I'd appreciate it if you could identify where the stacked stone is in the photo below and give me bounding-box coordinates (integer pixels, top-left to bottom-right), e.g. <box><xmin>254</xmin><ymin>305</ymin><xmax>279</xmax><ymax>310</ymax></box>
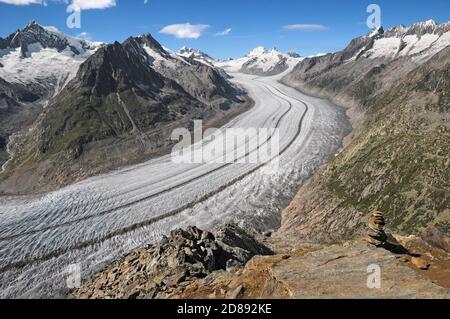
<box><xmin>365</xmin><ymin>211</ymin><xmax>388</xmax><ymax>246</ymax></box>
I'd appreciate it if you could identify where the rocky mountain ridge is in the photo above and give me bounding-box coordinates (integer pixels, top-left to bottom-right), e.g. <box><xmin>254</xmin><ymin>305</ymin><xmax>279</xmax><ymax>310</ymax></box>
<box><xmin>281</xmin><ymin>20</ymin><xmax>450</xmax><ymax>242</ymax></box>
<box><xmin>353</xmin><ymin>20</ymin><xmax>450</xmax><ymax>63</ymax></box>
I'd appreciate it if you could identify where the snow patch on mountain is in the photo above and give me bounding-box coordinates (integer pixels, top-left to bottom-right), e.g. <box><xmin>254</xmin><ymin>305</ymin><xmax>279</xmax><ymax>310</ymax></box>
<box><xmin>42</xmin><ymin>26</ymin><xmax>103</xmax><ymax>55</ymax></box>
<box><xmin>143</xmin><ymin>44</ymin><xmax>179</xmax><ymax>69</ymax></box>
<box><xmin>0</xmin><ymin>23</ymin><xmax>102</xmax><ymax>92</ymax></box>
<box><xmin>360</xmin><ymin>20</ymin><xmax>450</xmax><ymax>63</ymax></box>
<box><xmin>0</xmin><ymin>45</ymin><xmax>97</xmax><ymax>90</ymax></box>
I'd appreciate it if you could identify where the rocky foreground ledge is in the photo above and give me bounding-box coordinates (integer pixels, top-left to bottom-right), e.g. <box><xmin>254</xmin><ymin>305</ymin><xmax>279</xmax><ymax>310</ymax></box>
<box><xmin>71</xmin><ymin>224</ymin><xmax>273</xmax><ymax>299</ymax></box>
<box><xmin>71</xmin><ymin>221</ymin><xmax>450</xmax><ymax>299</ymax></box>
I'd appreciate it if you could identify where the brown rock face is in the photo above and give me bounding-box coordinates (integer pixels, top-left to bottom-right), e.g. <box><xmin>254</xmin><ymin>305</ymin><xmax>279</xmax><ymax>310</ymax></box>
<box><xmin>167</xmin><ymin>242</ymin><xmax>450</xmax><ymax>299</ymax></box>
<box><xmin>394</xmin><ymin>232</ymin><xmax>450</xmax><ymax>287</ymax></box>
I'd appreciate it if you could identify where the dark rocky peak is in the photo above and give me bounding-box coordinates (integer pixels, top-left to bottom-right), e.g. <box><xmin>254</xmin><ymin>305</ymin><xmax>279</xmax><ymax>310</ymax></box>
<box><xmin>124</xmin><ymin>33</ymin><xmax>169</xmax><ymax>57</ymax></box>
<box><xmin>338</xmin><ymin>27</ymin><xmax>383</xmax><ymax>60</ymax></box>
<box><xmin>73</xmin><ymin>41</ymin><xmax>166</xmax><ymax>96</ymax></box>
<box><xmin>368</xmin><ymin>26</ymin><xmax>385</xmax><ymax>37</ymax></box>
<box><xmin>27</xmin><ymin>20</ymin><xmax>38</xmax><ymax>27</ymax></box>
<box><xmin>121</xmin><ymin>36</ymin><xmax>149</xmax><ymax>64</ymax></box>
<box><xmin>122</xmin><ymin>34</ymin><xmax>173</xmax><ymax>67</ymax></box>
<box><xmin>140</xmin><ymin>33</ymin><xmax>168</xmax><ymax>56</ymax></box>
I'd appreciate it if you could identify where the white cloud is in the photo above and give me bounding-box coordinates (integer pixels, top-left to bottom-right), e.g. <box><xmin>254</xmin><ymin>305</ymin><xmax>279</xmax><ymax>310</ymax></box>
<box><xmin>70</xmin><ymin>0</ymin><xmax>116</xmax><ymax>10</ymax></box>
<box><xmin>159</xmin><ymin>23</ymin><xmax>210</xmax><ymax>39</ymax></box>
<box><xmin>283</xmin><ymin>24</ymin><xmax>328</xmax><ymax>31</ymax></box>
<box><xmin>215</xmin><ymin>28</ymin><xmax>232</xmax><ymax>37</ymax></box>
<box><xmin>0</xmin><ymin>0</ymin><xmax>42</xmax><ymax>5</ymax></box>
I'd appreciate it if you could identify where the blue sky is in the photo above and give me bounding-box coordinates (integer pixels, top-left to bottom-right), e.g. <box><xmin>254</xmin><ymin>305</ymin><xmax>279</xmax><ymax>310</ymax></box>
<box><xmin>0</xmin><ymin>0</ymin><xmax>449</xmax><ymax>59</ymax></box>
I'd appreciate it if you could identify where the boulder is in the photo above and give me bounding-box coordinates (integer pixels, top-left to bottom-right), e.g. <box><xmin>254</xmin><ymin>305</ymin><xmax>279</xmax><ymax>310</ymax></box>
<box><xmin>411</xmin><ymin>257</ymin><xmax>430</xmax><ymax>270</ymax></box>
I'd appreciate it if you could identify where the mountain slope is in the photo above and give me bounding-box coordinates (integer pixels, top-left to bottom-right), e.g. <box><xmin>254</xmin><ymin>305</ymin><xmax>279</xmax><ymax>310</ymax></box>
<box><xmin>123</xmin><ymin>34</ymin><xmax>242</xmax><ymax>108</ymax></box>
<box><xmin>280</xmin><ymin>21</ymin><xmax>450</xmax><ymax>242</ymax></box>
<box><xmin>0</xmin><ymin>22</ymin><xmax>102</xmax><ymax>172</ymax></box>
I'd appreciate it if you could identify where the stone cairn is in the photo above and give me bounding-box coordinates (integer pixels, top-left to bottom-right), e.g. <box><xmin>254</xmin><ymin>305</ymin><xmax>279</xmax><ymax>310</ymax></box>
<box><xmin>365</xmin><ymin>211</ymin><xmax>388</xmax><ymax>246</ymax></box>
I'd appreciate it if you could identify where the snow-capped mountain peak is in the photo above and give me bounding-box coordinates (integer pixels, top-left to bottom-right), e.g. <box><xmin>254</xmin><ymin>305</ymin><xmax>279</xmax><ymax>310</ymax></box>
<box><xmin>178</xmin><ymin>46</ymin><xmax>215</xmax><ymax>65</ymax></box>
<box><xmin>179</xmin><ymin>46</ymin><xmax>196</xmax><ymax>55</ymax></box>
<box><xmin>245</xmin><ymin>46</ymin><xmax>283</xmax><ymax>57</ymax></box>
<box><xmin>123</xmin><ymin>34</ymin><xmax>179</xmax><ymax>70</ymax></box>
<box><xmin>216</xmin><ymin>47</ymin><xmax>302</xmax><ymax>76</ymax></box>
<box><xmin>179</xmin><ymin>47</ymin><xmax>215</xmax><ymax>66</ymax></box>
<box><xmin>136</xmin><ymin>33</ymin><xmax>168</xmax><ymax>57</ymax></box>
<box><xmin>367</xmin><ymin>26</ymin><xmax>384</xmax><ymax>38</ymax></box>
<box><xmin>418</xmin><ymin>19</ymin><xmax>437</xmax><ymax>28</ymax></box>
<box><xmin>123</xmin><ymin>35</ymin><xmax>230</xmax><ymax>74</ymax></box>
<box><xmin>0</xmin><ymin>21</ymin><xmax>102</xmax><ymax>93</ymax></box>
<box><xmin>246</xmin><ymin>46</ymin><xmax>269</xmax><ymax>57</ymax></box>
<box><xmin>0</xmin><ymin>21</ymin><xmax>101</xmax><ymax>58</ymax></box>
